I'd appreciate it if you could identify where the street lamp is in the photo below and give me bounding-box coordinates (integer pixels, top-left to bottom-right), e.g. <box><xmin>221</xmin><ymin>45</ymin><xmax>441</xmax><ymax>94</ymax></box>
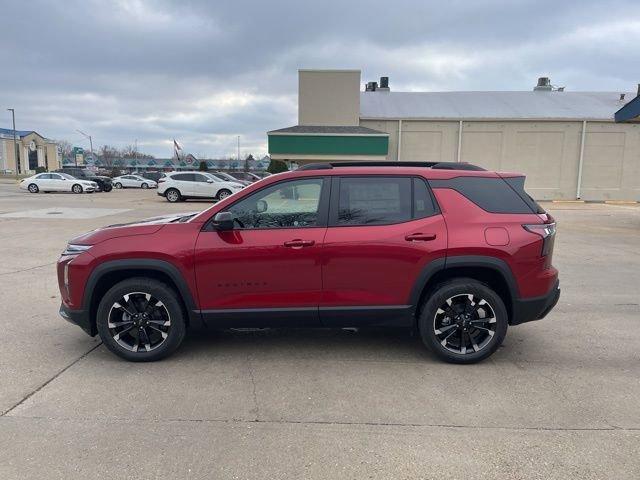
<box><xmin>7</xmin><ymin>109</ymin><xmax>18</xmax><ymax>179</ymax></box>
<box><xmin>76</xmin><ymin>129</ymin><xmax>93</xmax><ymax>166</ymax></box>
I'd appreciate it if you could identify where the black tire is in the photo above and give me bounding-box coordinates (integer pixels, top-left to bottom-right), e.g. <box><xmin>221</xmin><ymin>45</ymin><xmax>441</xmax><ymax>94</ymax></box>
<box><xmin>103</xmin><ymin>184</ymin><xmax>113</xmax><ymax>192</ymax></box>
<box><xmin>216</xmin><ymin>189</ymin><xmax>232</xmax><ymax>201</ymax></box>
<box><xmin>96</xmin><ymin>277</ymin><xmax>187</xmax><ymax>362</ymax></box>
<box><xmin>72</xmin><ymin>184</ymin><xmax>83</xmax><ymax>194</ymax></box>
<box><xmin>115</xmin><ymin>182</ymin><xmax>123</xmax><ymax>189</ymax></box>
<box><xmin>28</xmin><ymin>183</ymin><xmax>39</xmax><ymax>193</ymax></box>
<box><xmin>141</xmin><ymin>182</ymin><xmax>148</xmax><ymax>189</ymax></box>
<box><xmin>165</xmin><ymin>188</ymin><xmax>181</xmax><ymax>203</ymax></box>
<box><xmin>418</xmin><ymin>278</ymin><xmax>508</xmax><ymax>364</ymax></box>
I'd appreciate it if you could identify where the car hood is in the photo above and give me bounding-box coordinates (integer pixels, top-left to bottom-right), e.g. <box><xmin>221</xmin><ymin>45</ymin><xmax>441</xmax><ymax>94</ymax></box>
<box><xmin>69</xmin><ymin>212</ymin><xmax>199</xmax><ymax>245</ymax></box>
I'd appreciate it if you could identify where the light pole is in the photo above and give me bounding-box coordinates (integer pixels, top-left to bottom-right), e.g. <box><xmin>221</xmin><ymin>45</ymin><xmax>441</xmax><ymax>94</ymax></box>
<box><xmin>7</xmin><ymin>109</ymin><xmax>18</xmax><ymax>179</ymax></box>
<box><xmin>76</xmin><ymin>129</ymin><xmax>93</xmax><ymax>166</ymax></box>
<box><xmin>237</xmin><ymin>135</ymin><xmax>240</xmax><ymax>170</ymax></box>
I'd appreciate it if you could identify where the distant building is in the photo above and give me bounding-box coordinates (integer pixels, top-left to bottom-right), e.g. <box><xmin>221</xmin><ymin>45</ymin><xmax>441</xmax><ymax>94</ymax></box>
<box><xmin>0</xmin><ymin>128</ymin><xmax>60</xmax><ymax>173</ymax></box>
<box><xmin>268</xmin><ymin>70</ymin><xmax>640</xmax><ymax>201</ymax></box>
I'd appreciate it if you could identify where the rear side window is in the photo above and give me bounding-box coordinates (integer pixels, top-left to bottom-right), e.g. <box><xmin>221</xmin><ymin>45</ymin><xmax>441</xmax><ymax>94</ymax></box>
<box><xmin>413</xmin><ymin>178</ymin><xmax>438</xmax><ymax>218</ymax></box>
<box><xmin>336</xmin><ymin>177</ymin><xmax>412</xmax><ymax>225</ymax></box>
<box><xmin>172</xmin><ymin>173</ymin><xmax>195</xmax><ymax>182</ymax></box>
<box><xmin>429</xmin><ymin>177</ymin><xmax>535</xmax><ymax>214</ymax></box>
<box><xmin>502</xmin><ymin>176</ymin><xmax>545</xmax><ymax>214</ymax></box>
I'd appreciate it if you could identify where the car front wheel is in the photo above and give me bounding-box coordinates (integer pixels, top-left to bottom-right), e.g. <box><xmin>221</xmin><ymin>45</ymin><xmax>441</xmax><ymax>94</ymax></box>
<box><xmin>96</xmin><ymin>277</ymin><xmax>186</xmax><ymax>362</ymax></box>
<box><xmin>115</xmin><ymin>182</ymin><xmax>123</xmax><ymax>189</ymax></box>
<box><xmin>141</xmin><ymin>183</ymin><xmax>148</xmax><ymax>189</ymax></box>
<box><xmin>165</xmin><ymin>188</ymin><xmax>181</xmax><ymax>203</ymax></box>
<box><xmin>418</xmin><ymin>278</ymin><xmax>508</xmax><ymax>364</ymax></box>
<box><xmin>72</xmin><ymin>184</ymin><xmax>83</xmax><ymax>194</ymax></box>
<box><xmin>28</xmin><ymin>183</ymin><xmax>39</xmax><ymax>193</ymax></box>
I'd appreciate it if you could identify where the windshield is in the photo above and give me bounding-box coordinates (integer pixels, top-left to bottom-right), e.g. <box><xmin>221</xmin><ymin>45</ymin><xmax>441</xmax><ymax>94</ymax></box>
<box><xmin>203</xmin><ymin>173</ymin><xmax>222</xmax><ymax>182</ymax></box>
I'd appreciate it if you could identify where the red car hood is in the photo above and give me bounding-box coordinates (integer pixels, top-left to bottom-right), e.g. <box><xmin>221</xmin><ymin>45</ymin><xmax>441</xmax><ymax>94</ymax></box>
<box><xmin>69</xmin><ymin>212</ymin><xmax>198</xmax><ymax>245</ymax></box>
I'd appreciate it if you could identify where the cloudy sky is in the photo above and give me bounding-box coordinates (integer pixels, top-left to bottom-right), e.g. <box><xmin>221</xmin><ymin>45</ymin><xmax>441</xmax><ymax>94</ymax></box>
<box><xmin>1</xmin><ymin>0</ymin><xmax>638</xmax><ymax>158</ymax></box>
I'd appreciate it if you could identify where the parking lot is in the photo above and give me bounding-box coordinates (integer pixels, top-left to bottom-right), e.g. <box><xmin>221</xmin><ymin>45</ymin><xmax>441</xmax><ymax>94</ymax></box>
<box><xmin>0</xmin><ymin>179</ymin><xmax>639</xmax><ymax>479</ymax></box>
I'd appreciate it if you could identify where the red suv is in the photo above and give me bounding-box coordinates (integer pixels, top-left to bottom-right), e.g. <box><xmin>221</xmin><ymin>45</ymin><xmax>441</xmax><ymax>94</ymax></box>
<box><xmin>57</xmin><ymin>162</ymin><xmax>559</xmax><ymax>364</ymax></box>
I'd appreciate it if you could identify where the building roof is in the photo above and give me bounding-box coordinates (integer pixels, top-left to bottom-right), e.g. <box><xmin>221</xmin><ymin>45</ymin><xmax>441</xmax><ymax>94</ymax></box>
<box><xmin>360</xmin><ymin>91</ymin><xmax>637</xmax><ymax>121</ymax></box>
<box><xmin>0</xmin><ymin>128</ymin><xmax>38</xmax><ymax>138</ymax></box>
<box><xmin>268</xmin><ymin>125</ymin><xmax>388</xmax><ymax>136</ymax></box>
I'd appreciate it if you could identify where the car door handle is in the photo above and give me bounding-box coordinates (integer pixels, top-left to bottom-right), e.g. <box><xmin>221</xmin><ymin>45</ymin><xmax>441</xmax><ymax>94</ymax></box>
<box><xmin>284</xmin><ymin>239</ymin><xmax>316</xmax><ymax>248</ymax></box>
<box><xmin>405</xmin><ymin>233</ymin><xmax>437</xmax><ymax>242</ymax></box>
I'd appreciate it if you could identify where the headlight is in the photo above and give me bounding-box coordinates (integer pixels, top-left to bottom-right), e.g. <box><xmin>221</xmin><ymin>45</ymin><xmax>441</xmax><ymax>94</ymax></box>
<box><xmin>62</xmin><ymin>244</ymin><xmax>92</xmax><ymax>256</ymax></box>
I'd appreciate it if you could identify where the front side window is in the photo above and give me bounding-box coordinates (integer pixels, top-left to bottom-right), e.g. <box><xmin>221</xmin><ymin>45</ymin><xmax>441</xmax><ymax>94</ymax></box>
<box><xmin>228</xmin><ymin>178</ymin><xmax>324</xmax><ymax>229</ymax></box>
<box><xmin>337</xmin><ymin>177</ymin><xmax>412</xmax><ymax>225</ymax></box>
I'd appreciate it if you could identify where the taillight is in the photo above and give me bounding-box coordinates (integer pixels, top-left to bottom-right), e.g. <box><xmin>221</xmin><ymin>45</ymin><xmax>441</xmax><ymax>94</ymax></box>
<box><xmin>523</xmin><ymin>222</ymin><xmax>556</xmax><ymax>257</ymax></box>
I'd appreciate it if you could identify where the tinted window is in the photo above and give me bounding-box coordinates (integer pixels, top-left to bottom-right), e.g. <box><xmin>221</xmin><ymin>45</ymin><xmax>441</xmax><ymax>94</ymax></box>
<box><xmin>413</xmin><ymin>178</ymin><xmax>438</xmax><ymax>218</ymax></box>
<box><xmin>193</xmin><ymin>174</ymin><xmax>209</xmax><ymax>182</ymax></box>
<box><xmin>429</xmin><ymin>177</ymin><xmax>535</xmax><ymax>214</ymax></box>
<box><xmin>50</xmin><ymin>174</ymin><xmax>63</xmax><ymax>180</ymax></box>
<box><xmin>337</xmin><ymin>177</ymin><xmax>412</xmax><ymax>225</ymax></box>
<box><xmin>228</xmin><ymin>178</ymin><xmax>323</xmax><ymax>229</ymax></box>
<box><xmin>171</xmin><ymin>173</ymin><xmax>195</xmax><ymax>182</ymax></box>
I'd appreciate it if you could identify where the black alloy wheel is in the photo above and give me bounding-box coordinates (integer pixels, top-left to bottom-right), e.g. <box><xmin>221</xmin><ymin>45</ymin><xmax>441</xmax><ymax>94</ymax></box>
<box><xmin>418</xmin><ymin>278</ymin><xmax>508</xmax><ymax>364</ymax></box>
<box><xmin>96</xmin><ymin>278</ymin><xmax>186</xmax><ymax>361</ymax></box>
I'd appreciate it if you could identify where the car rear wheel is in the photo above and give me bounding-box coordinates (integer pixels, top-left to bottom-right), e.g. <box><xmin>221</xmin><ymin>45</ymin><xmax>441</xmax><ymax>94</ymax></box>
<box><xmin>115</xmin><ymin>182</ymin><xmax>123</xmax><ymax>189</ymax></box>
<box><xmin>103</xmin><ymin>184</ymin><xmax>113</xmax><ymax>192</ymax></box>
<box><xmin>165</xmin><ymin>188</ymin><xmax>181</xmax><ymax>203</ymax></box>
<box><xmin>216</xmin><ymin>189</ymin><xmax>232</xmax><ymax>200</ymax></box>
<box><xmin>141</xmin><ymin>182</ymin><xmax>148</xmax><ymax>189</ymax></box>
<box><xmin>418</xmin><ymin>278</ymin><xmax>508</xmax><ymax>364</ymax></box>
<box><xmin>96</xmin><ymin>278</ymin><xmax>186</xmax><ymax>362</ymax></box>
<box><xmin>27</xmin><ymin>183</ymin><xmax>39</xmax><ymax>193</ymax></box>
<box><xmin>72</xmin><ymin>184</ymin><xmax>83</xmax><ymax>194</ymax></box>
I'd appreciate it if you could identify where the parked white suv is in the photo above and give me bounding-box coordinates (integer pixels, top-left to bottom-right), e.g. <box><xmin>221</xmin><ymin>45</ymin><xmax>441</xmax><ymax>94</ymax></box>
<box><xmin>157</xmin><ymin>171</ymin><xmax>245</xmax><ymax>202</ymax></box>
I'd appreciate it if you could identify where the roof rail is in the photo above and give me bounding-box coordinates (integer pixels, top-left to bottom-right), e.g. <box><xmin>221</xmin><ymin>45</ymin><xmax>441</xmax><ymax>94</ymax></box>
<box><xmin>297</xmin><ymin>161</ymin><xmax>485</xmax><ymax>171</ymax></box>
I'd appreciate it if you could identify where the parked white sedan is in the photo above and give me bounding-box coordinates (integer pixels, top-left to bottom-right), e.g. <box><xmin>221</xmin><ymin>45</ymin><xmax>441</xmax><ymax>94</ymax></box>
<box><xmin>20</xmin><ymin>172</ymin><xmax>98</xmax><ymax>194</ymax></box>
<box><xmin>112</xmin><ymin>175</ymin><xmax>157</xmax><ymax>189</ymax></box>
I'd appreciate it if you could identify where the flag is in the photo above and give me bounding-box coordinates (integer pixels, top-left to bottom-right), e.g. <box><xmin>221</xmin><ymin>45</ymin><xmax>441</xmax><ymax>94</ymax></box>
<box><xmin>173</xmin><ymin>139</ymin><xmax>182</xmax><ymax>159</ymax></box>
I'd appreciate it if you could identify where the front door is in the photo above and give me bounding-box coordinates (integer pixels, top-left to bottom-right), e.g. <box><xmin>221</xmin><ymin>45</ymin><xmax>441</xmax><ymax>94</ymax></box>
<box><xmin>192</xmin><ymin>173</ymin><xmax>216</xmax><ymax>198</ymax></box>
<box><xmin>194</xmin><ymin>177</ymin><xmax>329</xmax><ymax>327</ymax></box>
<box><xmin>320</xmin><ymin>175</ymin><xmax>448</xmax><ymax>327</ymax></box>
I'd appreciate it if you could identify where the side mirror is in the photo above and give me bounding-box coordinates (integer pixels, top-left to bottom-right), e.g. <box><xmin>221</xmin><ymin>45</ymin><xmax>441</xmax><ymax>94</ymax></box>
<box><xmin>256</xmin><ymin>200</ymin><xmax>268</xmax><ymax>213</ymax></box>
<box><xmin>212</xmin><ymin>211</ymin><xmax>234</xmax><ymax>231</ymax></box>
<box><xmin>206</xmin><ymin>179</ymin><xmax>214</xmax><ymax>183</ymax></box>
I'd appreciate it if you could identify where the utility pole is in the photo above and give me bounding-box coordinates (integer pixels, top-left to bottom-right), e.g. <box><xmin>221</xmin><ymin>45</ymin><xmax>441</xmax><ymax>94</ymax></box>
<box><xmin>76</xmin><ymin>129</ymin><xmax>93</xmax><ymax>166</ymax></box>
<box><xmin>7</xmin><ymin>109</ymin><xmax>18</xmax><ymax>179</ymax></box>
<box><xmin>237</xmin><ymin>136</ymin><xmax>240</xmax><ymax>166</ymax></box>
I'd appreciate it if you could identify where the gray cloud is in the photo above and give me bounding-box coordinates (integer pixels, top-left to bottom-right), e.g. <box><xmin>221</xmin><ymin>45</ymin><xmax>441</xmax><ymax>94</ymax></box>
<box><xmin>1</xmin><ymin>0</ymin><xmax>638</xmax><ymax>157</ymax></box>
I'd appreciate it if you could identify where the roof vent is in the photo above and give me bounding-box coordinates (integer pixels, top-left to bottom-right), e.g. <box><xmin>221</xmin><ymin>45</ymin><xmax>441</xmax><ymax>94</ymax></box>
<box><xmin>378</xmin><ymin>76</ymin><xmax>390</xmax><ymax>91</ymax></box>
<box><xmin>534</xmin><ymin>77</ymin><xmax>552</xmax><ymax>91</ymax></box>
<box><xmin>620</xmin><ymin>93</ymin><xmax>626</xmax><ymax>101</ymax></box>
<box><xmin>365</xmin><ymin>81</ymin><xmax>378</xmax><ymax>92</ymax></box>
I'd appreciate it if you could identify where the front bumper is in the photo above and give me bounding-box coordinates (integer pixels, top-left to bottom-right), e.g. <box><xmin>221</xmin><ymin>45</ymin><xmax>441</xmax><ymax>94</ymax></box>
<box><xmin>511</xmin><ymin>280</ymin><xmax>560</xmax><ymax>325</ymax></box>
<box><xmin>59</xmin><ymin>303</ymin><xmax>96</xmax><ymax>336</ymax></box>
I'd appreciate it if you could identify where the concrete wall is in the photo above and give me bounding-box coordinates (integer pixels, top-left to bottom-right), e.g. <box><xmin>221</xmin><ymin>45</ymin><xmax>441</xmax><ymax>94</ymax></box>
<box><xmin>361</xmin><ymin>119</ymin><xmax>640</xmax><ymax>201</ymax></box>
<box><xmin>299</xmin><ymin>70</ymin><xmax>360</xmax><ymax>126</ymax></box>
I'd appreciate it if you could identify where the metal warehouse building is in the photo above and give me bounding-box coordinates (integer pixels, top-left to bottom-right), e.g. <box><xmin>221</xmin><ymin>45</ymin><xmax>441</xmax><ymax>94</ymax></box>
<box><xmin>268</xmin><ymin>70</ymin><xmax>640</xmax><ymax>201</ymax></box>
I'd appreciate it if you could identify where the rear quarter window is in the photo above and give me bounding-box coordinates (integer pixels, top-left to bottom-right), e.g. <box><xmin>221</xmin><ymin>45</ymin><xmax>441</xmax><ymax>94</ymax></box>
<box><xmin>429</xmin><ymin>177</ymin><xmax>535</xmax><ymax>214</ymax></box>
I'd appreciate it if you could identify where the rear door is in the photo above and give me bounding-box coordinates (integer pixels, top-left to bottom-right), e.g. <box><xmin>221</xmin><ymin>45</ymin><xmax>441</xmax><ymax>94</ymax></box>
<box><xmin>171</xmin><ymin>173</ymin><xmax>196</xmax><ymax>196</ymax></box>
<box><xmin>320</xmin><ymin>175</ymin><xmax>448</xmax><ymax>327</ymax></box>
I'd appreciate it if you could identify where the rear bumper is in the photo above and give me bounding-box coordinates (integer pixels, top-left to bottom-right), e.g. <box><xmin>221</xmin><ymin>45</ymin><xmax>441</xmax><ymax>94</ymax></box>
<box><xmin>59</xmin><ymin>303</ymin><xmax>96</xmax><ymax>336</ymax></box>
<box><xmin>511</xmin><ymin>280</ymin><xmax>560</xmax><ymax>325</ymax></box>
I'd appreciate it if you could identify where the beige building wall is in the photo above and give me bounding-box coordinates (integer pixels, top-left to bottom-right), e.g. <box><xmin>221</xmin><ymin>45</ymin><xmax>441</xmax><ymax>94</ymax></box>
<box><xmin>0</xmin><ymin>134</ymin><xmax>60</xmax><ymax>174</ymax></box>
<box><xmin>362</xmin><ymin>119</ymin><xmax>640</xmax><ymax>201</ymax></box>
<box><xmin>298</xmin><ymin>70</ymin><xmax>360</xmax><ymax>126</ymax></box>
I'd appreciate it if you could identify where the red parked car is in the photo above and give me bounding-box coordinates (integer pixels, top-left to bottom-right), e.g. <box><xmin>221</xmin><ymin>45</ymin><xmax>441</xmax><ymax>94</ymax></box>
<box><xmin>57</xmin><ymin>162</ymin><xmax>559</xmax><ymax>363</ymax></box>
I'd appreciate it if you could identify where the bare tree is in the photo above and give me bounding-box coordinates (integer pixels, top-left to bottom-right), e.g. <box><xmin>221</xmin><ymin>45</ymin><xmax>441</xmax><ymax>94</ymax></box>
<box><xmin>54</xmin><ymin>139</ymin><xmax>73</xmax><ymax>158</ymax></box>
<box><xmin>98</xmin><ymin>145</ymin><xmax>120</xmax><ymax>169</ymax></box>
